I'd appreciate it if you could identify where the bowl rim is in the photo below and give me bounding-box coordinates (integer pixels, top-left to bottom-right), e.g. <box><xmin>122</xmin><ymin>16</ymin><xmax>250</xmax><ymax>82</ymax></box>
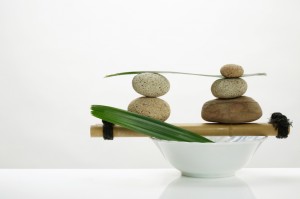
<box><xmin>152</xmin><ymin>136</ymin><xmax>267</xmax><ymax>145</ymax></box>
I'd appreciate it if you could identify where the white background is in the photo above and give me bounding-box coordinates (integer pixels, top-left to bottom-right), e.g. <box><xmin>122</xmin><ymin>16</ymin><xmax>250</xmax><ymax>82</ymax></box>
<box><xmin>0</xmin><ymin>0</ymin><xmax>299</xmax><ymax>168</ymax></box>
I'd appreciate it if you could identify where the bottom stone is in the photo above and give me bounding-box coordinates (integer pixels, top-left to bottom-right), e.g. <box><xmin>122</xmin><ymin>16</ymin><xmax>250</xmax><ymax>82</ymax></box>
<box><xmin>128</xmin><ymin>97</ymin><xmax>171</xmax><ymax>122</ymax></box>
<box><xmin>201</xmin><ymin>96</ymin><xmax>262</xmax><ymax>123</ymax></box>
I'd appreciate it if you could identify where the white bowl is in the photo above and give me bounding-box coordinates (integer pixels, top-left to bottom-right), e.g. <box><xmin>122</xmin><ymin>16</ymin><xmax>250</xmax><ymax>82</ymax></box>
<box><xmin>153</xmin><ymin>136</ymin><xmax>266</xmax><ymax>178</ymax></box>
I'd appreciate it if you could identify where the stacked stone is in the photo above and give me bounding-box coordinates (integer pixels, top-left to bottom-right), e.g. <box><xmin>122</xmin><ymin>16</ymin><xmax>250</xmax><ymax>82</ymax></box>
<box><xmin>127</xmin><ymin>73</ymin><xmax>171</xmax><ymax>121</ymax></box>
<box><xmin>201</xmin><ymin>64</ymin><xmax>262</xmax><ymax>123</ymax></box>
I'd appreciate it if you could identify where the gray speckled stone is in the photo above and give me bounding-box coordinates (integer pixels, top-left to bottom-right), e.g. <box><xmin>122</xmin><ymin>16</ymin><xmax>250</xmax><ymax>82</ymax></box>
<box><xmin>220</xmin><ymin>64</ymin><xmax>244</xmax><ymax>78</ymax></box>
<box><xmin>127</xmin><ymin>97</ymin><xmax>170</xmax><ymax>121</ymax></box>
<box><xmin>211</xmin><ymin>78</ymin><xmax>247</xmax><ymax>99</ymax></box>
<box><xmin>132</xmin><ymin>73</ymin><xmax>170</xmax><ymax>97</ymax></box>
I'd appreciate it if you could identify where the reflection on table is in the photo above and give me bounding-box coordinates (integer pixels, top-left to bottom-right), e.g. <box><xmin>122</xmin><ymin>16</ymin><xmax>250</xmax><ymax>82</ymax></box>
<box><xmin>160</xmin><ymin>176</ymin><xmax>255</xmax><ymax>199</ymax></box>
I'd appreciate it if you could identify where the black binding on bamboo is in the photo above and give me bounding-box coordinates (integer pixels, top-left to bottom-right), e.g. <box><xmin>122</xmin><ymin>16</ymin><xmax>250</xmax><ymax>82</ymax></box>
<box><xmin>269</xmin><ymin>113</ymin><xmax>292</xmax><ymax>139</ymax></box>
<box><xmin>102</xmin><ymin>120</ymin><xmax>114</xmax><ymax>140</ymax></box>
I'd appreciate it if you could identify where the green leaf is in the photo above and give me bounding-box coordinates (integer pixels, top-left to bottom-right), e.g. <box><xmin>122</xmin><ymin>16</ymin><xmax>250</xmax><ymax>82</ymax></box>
<box><xmin>105</xmin><ymin>71</ymin><xmax>267</xmax><ymax>78</ymax></box>
<box><xmin>91</xmin><ymin>105</ymin><xmax>213</xmax><ymax>143</ymax></box>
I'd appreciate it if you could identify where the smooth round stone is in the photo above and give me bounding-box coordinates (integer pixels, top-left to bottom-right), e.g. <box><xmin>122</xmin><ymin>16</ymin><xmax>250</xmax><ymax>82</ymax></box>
<box><xmin>201</xmin><ymin>96</ymin><xmax>262</xmax><ymax>123</ymax></box>
<box><xmin>132</xmin><ymin>73</ymin><xmax>170</xmax><ymax>97</ymax></box>
<box><xmin>220</xmin><ymin>64</ymin><xmax>244</xmax><ymax>78</ymax></box>
<box><xmin>211</xmin><ymin>78</ymin><xmax>247</xmax><ymax>99</ymax></box>
<box><xmin>128</xmin><ymin>97</ymin><xmax>171</xmax><ymax>121</ymax></box>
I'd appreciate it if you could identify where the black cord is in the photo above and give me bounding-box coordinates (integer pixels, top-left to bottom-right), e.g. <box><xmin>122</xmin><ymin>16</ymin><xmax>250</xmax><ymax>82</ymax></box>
<box><xmin>269</xmin><ymin>113</ymin><xmax>292</xmax><ymax>139</ymax></box>
<box><xmin>102</xmin><ymin>120</ymin><xmax>114</xmax><ymax>140</ymax></box>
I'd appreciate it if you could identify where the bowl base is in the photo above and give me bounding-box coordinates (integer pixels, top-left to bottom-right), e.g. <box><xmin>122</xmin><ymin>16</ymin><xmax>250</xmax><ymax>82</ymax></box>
<box><xmin>182</xmin><ymin>171</ymin><xmax>235</xmax><ymax>178</ymax></box>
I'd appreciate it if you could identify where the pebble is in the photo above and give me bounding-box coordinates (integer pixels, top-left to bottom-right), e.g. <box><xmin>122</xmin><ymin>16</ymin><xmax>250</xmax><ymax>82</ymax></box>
<box><xmin>211</xmin><ymin>78</ymin><xmax>247</xmax><ymax>99</ymax></box>
<box><xmin>128</xmin><ymin>97</ymin><xmax>171</xmax><ymax>121</ymax></box>
<box><xmin>220</xmin><ymin>64</ymin><xmax>244</xmax><ymax>78</ymax></box>
<box><xmin>201</xmin><ymin>96</ymin><xmax>262</xmax><ymax>123</ymax></box>
<box><xmin>132</xmin><ymin>73</ymin><xmax>170</xmax><ymax>97</ymax></box>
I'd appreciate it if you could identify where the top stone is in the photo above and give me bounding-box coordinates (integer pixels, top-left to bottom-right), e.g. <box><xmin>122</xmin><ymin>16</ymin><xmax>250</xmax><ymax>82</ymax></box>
<box><xmin>132</xmin><ymin>73</ymin><xmax>170</xmax><ymax>97</ymax></box>
<box><xmin>220</xmin><ymin>64</ymin><xmax>244</xmax><ymax>78</ymax></box>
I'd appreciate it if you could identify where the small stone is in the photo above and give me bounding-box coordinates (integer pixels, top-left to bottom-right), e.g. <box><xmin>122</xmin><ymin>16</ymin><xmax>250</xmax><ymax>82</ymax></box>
<box><xmin>201</xmin><ymin>96</ymin><xmax>262</xmax><ymax>123</ymax></box>
<box><xmin>128</xmin><ymin>97</ymin><xmax>171</xmax><ymax>121</ymax></box>
<box><xmin>211</xmin><ymin>78</ymin><xmax>247</xmax><ymax>99</ymax></box>
<box><xmin>132</xmin><ymin>73</ymin><xmax>170</xmax><ymax>97</ymax></box>
<box><xmin>220</xmin><ymin>64</ymin><xmax>244</xmax><ymax>78</ymax></box>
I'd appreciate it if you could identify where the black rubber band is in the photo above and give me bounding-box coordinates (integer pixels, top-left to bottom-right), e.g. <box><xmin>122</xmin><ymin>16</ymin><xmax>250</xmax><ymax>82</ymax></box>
<box><xmin>269</xmin><ymin>112</ymin><xmax>292</xmax><ymax>139</ymax></box>
<box><xmin>102</xmin><ymin>120</ymin><xmax>114</xmax><ymax>140</ymax></box>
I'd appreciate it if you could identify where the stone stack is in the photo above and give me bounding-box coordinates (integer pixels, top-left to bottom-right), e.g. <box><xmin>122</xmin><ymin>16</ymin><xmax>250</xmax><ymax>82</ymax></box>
<box><xmin>127</xmin><ymin>73</ymin><xmax>171</xmax><ymax>121</ymax></box>
<box><xmin>201</xmin><ymin>64</ymin><xmax>262</xmax><ymax>123</ymax></box>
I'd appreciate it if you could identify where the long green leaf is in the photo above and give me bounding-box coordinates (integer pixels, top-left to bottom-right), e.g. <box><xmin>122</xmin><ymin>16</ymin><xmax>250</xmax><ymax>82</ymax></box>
<box><xmin>105</xmin><ymin>71</ymin><xmax>267</xmax><ymax>78</ymax></box>
<box><xmin>91</xmin><ymin>105</ymin><xmax>213</xmax><ymax>143</ymax></box>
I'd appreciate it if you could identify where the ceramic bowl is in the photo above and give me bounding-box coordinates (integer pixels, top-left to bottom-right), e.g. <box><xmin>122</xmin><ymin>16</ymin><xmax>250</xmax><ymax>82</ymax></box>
<box><xmin>153</xmin><ymin>136</ymin><xmax>266</xmax><ymax>178</ymax></box>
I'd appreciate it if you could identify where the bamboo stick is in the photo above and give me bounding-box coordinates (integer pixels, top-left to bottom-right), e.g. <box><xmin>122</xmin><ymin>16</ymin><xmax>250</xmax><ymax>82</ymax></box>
<box><xmin>90</xmin><ymin>123</ymin><xmax>284</xmax><ymax>138</ymax></box>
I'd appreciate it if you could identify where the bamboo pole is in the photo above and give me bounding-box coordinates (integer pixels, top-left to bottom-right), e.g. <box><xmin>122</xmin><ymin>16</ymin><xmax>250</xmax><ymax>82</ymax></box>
<box><xmin>90</xmin><ymin>123</ymin><xmax>283</xmax><ymax>138</ymax></box>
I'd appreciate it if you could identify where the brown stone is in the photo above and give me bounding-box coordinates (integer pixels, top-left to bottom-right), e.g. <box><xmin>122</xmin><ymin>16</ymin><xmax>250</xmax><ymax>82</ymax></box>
<box><xmin>201</xmin><ymin>96</ymin><xmax>262</xmax><ymax>123</ymax></box>
<box><xmin>220</xmin><ymin>64</ymin><xmax>244</xmax><ymax>78</ymax></box>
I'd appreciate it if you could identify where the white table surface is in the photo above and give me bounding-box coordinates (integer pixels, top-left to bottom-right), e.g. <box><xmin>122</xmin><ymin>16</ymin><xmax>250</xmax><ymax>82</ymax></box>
<box><xmin>0</xmin><ymin>169</ymin><xmax>299</xmax><ymax>199</ymax></box>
